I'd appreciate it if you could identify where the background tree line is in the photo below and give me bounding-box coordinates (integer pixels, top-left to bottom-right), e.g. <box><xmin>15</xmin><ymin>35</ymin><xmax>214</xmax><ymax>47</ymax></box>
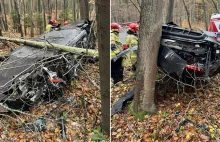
<box><xmin>111</xmin><ymin>0</ymin><xmax>220</xmax><ymax>30</ymax></box>
<box><xmin>0</xmin><ymin>0</ymin><xmax>94</xmax><ymax>38</ymax></box>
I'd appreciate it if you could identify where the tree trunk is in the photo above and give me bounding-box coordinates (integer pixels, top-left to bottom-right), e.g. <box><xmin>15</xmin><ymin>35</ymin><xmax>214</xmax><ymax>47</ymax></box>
<box><xmin>29</xmin><ymin>0</ymin><xmax>34</xmax><ymax>37</ymax></box>
<box><xmin>14</xmin><ymin>0</ymin><xmax>23</xmax><ymax>37</ymax></box>
<box><xmin>38</xmin><ymin>0</ymin><xmax>41</xmax><ymax>12</ymax></box>
<box><xmin>55</xmin><ymin>0</ymin><xmax>58</xmax><ymax>20</ymax></box>
<box><xmin>0</xmin><ymin>36</ymin><xmax>98</xmax><ymax>57</ymax></box>
<box><xmin>22</xmin><ymin>0</ymin><xmax>27</xmax><ymax>36</ymax></box>
<box><xmin>72</xmin><ymin>0</ymin><xmax>76</xmax><ymax>21</ymax></box>
<box><xmin>0</xmin><ymin>1</ymin><xmax>5</xmax><ymax>32</ymax></box>
<box><xmin>76</xmin><ymin>0</ymin><xmax>79</xmax><ymax>21</ymax></box>
<box><xmin>9</xmin><ymin>0</ymin><xmax>16</xmax><ymax>31</ymax></box>
<box><xmin>47</xmin><ymin>0</ymin><xmax>51</xmax><ymax>20</ymax></box>
<box><xmin>133</xmin><ymin>0</ymin><xmax>162</xmax><ymax>114</ymax></box>
<box><xmin>79</xmin><ymin>0</ymin><xmax>89</xmax><ymax>20</ymax></box>
<box><xmin>95</xmin><ymin>0</ymin><xmax>110</xmax><ymax>136</ymax></box>
<box><xmin>42</xmin><ymin>0</ymin><xmax>46</xmax><ymax>31</ymax></box>
<box><xmin>166</xmin><ymin>0</ymin><xmax>174</xmax><ymax>23</ymax></box>
<box><xmin>64</xmin><ymin>0</ymin><xmax>66</xmax><ymax>21</ymax></box>
<box><xmin>2</xmin><ymin>0</ymin><xmax>8</xmax><ymax>31</ymax></box>
<box><xmin>182</xmin><ymin>0</ymin><xmax>191</xmax><ymax>28</ymax></box>
<box><xmin>202</xmin><ymin>0</ymin><xmax>208</xmax><ymax>31</ymax></box>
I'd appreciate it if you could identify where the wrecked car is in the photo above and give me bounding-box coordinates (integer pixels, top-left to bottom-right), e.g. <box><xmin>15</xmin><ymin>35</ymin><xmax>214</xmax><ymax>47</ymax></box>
<box><xmin>111</xmin><ymin>23</ymin><xmax>220</xmax><ymax>84</ymax></box>
<box><xmin>0</xmin><ymin>20</ymin><xmax>94</xmax><ymax>112</ymax></box>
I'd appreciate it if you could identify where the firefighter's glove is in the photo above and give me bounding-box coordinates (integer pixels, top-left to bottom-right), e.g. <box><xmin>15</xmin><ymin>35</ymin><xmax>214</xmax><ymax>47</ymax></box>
<box><xmin>111</xmin><ymin>44</ymin><xmax>116</xmax><ymax>51</ymax></box>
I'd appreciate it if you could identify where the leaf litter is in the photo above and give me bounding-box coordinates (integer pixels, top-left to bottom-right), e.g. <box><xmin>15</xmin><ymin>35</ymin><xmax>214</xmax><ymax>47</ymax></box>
<box><xmin>111</xmin><ymin>66</ymin><xmax>220</xmax><ymax>142</ymax></box>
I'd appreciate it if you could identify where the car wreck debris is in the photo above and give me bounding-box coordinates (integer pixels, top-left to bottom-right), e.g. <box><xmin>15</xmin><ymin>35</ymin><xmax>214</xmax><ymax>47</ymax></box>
<box><xmin>20</xmin><ymin>118</ymin><xmax>46</xmax><ymax>132</ymax></box>
<box><xmin>0</xmin><ymin>20</ymin><xmax>96</xmax><ymax>112</ymax></box>
<box><xmin>111</xmin><ymin>23</ymin><xmax>220</xmax><ymax>115</ymax></box>
<box><xmin>111</xmin><ymin>23</ymin><xmax>220</xmax><ymax>84</ymax></box>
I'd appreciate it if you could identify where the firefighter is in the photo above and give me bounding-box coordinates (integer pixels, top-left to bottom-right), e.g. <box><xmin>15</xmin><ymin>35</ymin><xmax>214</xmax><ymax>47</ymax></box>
<box><xmin>111</xmin><ymin>23</ymin><xmax>122</xmax><ymax>55</ymax></box>
<box><xmin>111</xmin><ymin>23</ymin><xmax>124</xmax><ymax>84</ymax></box>
<box><xmin>46</xmin><ymin>19</ymin><xmax>57</xmax><ymax>31</ymax></box>
<box><xmin>126</xmin><ymin>23</ymin><xmax>139</xmax><ymax>71</ymax></box>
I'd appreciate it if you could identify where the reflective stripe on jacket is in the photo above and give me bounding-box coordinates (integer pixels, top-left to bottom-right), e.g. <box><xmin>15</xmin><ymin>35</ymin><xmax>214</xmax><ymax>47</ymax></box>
<box><xmin>111</xmin><ymin>48</ymin><xmax>121</xmax><ymax>59</ymax></box>
<box><xmin>125</xmin><ymin>34</ymin><xmax>138</xmax><ymax>65</ymax></box>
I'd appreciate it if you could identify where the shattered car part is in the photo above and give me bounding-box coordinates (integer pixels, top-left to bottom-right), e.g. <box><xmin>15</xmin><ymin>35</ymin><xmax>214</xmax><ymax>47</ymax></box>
<box><xmin>21</xmin><ymin>118</ymin><xmax>46</xmax><ymax>132</ymax></box>
<box><xmin>111</xmin><ymin>89</ymin><xmax>134</xmax><ymax>115</ymax></box>
<box><xmin>0</xmin><ymin>20</ymin><xmax>94</xmax><ymax>112</ymax></box>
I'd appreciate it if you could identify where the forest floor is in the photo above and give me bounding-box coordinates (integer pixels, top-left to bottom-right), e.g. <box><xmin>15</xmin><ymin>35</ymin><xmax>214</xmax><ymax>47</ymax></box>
<box><xmin>111</xmin><ymin>66</ymin><xmax>220</xmax><ymax>142</ymax></box>
<box><xmin>0</xmin><ymin>40</ymin><xmax>109</xmax><ymax>141</ymax></box>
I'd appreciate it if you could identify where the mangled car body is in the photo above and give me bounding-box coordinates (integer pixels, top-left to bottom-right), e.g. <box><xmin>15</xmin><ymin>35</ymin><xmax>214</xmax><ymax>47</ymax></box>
<box><xmin>111</xmin><ymin>23</ymin><xmax>220</xmax><ymax>84</ymax></box>
<box><xmin>0</xmin><ymin>20</ymin><xmax>94</xmax><ymax>112</ymax></box>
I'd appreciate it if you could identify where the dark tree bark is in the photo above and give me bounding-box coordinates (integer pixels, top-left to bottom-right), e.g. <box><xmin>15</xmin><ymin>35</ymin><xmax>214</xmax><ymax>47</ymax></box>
<box><xmin>182</xmin><ymin>0</ymin><xmax>191</xmax><ymax>28</ymax></box>
<box><xmin>133</xmin><ymin>0</ymin><xmax>162</xmax><ymax>113</ymax></box>
<box><xmin>79</xmin><ymin>0</ymin><xmax>89</xmax><ymax>20</ymax></box>
<box><xmin>14</xmin><ymin>0</ymin><xmax>23</xmax><ymax>37</ymax></box>
<box><xmin>166</xmin><ymin>0</ymin><xmax>174</xmax><ymax>23</ymax></box>
<box><xmin>96</xmin><ymin>0</ymin><xmax>110</xmax><ymax>136</ymax></box>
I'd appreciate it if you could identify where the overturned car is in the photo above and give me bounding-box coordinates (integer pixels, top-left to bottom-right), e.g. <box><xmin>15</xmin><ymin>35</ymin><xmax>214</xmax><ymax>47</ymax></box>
<box><xmin>111</xmin><ymin>23</ymin><xmax>220</xmax><ymax>84</ymax></box>
<box><xmin>0</xmin><ymin>20</ymin><xmax>95</xmax><ymax>112</ymax></box>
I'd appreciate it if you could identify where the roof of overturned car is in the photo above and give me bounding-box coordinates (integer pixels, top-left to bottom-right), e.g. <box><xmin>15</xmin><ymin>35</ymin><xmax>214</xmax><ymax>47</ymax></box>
<box><xmin>0</xmin><ymin>20</ymin><xmax>93</xmax><ymax>112</ymax></box>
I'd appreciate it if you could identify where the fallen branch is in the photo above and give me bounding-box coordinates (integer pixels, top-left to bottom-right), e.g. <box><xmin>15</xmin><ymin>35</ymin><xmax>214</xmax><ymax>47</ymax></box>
<box><xmin>0</xmin><ymin>36</ymin><xmax>98</xmax><ymax>57</ymax></box>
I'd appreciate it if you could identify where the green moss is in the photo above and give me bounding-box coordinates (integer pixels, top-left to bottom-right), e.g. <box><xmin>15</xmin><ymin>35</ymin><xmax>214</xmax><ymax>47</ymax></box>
<box><xmin>129</xmin><ymin>102</ymin><xmax>152</xmax><ymax>121</ymax></box>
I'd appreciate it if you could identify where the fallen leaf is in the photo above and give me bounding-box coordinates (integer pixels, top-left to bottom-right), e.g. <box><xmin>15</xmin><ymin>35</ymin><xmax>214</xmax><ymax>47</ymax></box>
<box><xmin>199</xmin><ymin>134</ymin><xmax>210</xmax><ymax>141</ymax></box>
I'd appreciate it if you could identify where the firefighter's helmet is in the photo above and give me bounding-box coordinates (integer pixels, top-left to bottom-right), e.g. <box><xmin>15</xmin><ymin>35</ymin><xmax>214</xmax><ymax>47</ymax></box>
<box><xmin>111</xmin><ymin>23</ymin><xmax>120</xmax><ymax>32</ymax></box>
<box><xmin>129</xmin><ymin>23</ymin><xmax>139</xmax><ymax>33</ymax></box>
<box><xmin>50</xmin><ymin>19</ymin><xmax>57</xmax><ymax>25</ymax></box>
<box><xmin>64</xmin><ymin>21</ymin><xmax>68</xmax><ymax>25</ymax></box>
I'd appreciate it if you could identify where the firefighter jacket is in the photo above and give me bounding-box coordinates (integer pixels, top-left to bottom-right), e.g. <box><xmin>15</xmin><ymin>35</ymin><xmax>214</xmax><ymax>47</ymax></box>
<box><xmin>111</xmin><ymin>32</ymin><xmax>122</xmax><ymax>59</ymax></box>
<box><xmin>126</xmin><ymin>34</ymin><xmax>138</xmax><ymax>65</ymax></box>
<box><xmin>46</xmin><ymin>24</ymin><xmax>52</xmax><ymax>31</ymax></box>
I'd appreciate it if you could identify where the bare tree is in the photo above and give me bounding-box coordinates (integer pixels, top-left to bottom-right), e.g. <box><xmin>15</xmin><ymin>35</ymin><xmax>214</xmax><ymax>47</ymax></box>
<box><xmin>96</xmin><ymin>0</ymin><xmax>110</xmax><ymax>136</ymax></box>
<box><xmin>182</xmin><ymin>0</ymin><xmax>191</xmax><ymax>28</ymax></box>
<box><xmin>55</xmin><ymin>0</ymin><xmax>58</xmax><ymax>20</ymax></box>
<box><xmin>72</xmin><ymin>0</ymin><xmax>76</xmax><ymax>21</ymax></box>
<box><xmin>29</xmin><ymin>0</ymin><xmax>34</xmax><ymax>37</ymax></box>
<box><xmin>133</xmin><ymin>0</ymin><xmax>162</xmax><ymax>113</ymax></box>
<box><xmin>79</xmin><ymin>0</ymin><xmax>89</xmax><ymax>20</ymax></box>
<box><xmin>2</xmin><ymin>0</ymin><xmax>8</xmax><ymax>31</ymax></box>
<box><xmin>41</xmin><ymin>0</ymin><xmax>46</xmax><ymax>31</ymax></box>
<box><xmin>14</xmin><ymin>0</ymin><xmax>23</xmax><ymax>37</ymax></box>
<box><xmin>166</xmin><ymin>0</ymin><xmax>174</xmax><ymax>23</ymax></box>
<box><xmin>202</xmin><ymin>0</ymin><xmax>208</xmax><ymax>30</ymax></box>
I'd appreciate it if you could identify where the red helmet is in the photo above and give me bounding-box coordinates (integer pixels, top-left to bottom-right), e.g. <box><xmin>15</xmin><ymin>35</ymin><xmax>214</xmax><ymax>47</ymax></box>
<box><xmin>111</xmin><ymin>23</ymin><xmax>120</xmax><ymax>32</ymax></box>
<box><xmin>64</xmin><ymin>21</ymin><xmax>68</xmax><ymax>25</ymax></box>
<box><xmin>50</xmin><ymin>19</ymin><xmax>57</xmax><ymax>25</ymax></box>
<box><xmin>129</xmin><ymin>23</ymin><xmax>139</xmax><ymax>32</ymax></box>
